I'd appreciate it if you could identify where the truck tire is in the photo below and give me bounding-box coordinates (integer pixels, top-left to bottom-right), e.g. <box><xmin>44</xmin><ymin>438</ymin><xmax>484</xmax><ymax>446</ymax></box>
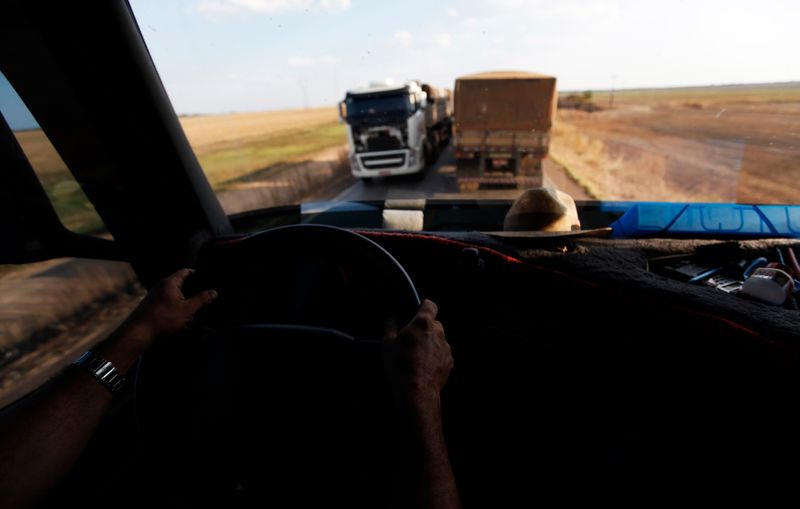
<box><xmin>519</xmin><ymin>156</ymin><xmax>544</xmax><ymax>187</ymax></box>
<box><xmin>423</xmin><ymin>141</ymin><xmax>433</xmax><ymax>167</ymax></box>
<box><xmin>456</xmin><ymin>157</ymin><xmax>480</xmax><ymax>178</ymax></box>
<box><xmin>455</xmin><ymin>157</ymin><xmax>480</xmax><ymax>192</ymax></box>
<box><xmin>520</xmin><ymin>156</ymin><xmax>543</xmax><ymax>176</ymax></box>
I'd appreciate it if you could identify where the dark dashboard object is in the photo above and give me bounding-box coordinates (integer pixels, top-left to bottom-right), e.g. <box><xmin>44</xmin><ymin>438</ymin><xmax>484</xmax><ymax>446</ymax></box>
<box><xmin>226</xmin><ymin>199</ymin><xmax>622</xmax><ymax>234</ymax></box>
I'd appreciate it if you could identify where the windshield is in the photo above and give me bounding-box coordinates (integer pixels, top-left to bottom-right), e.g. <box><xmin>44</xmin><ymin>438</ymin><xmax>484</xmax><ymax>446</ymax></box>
<box><xmin>346</xmin><ymin>94</ymin><xmax>414</xmax><ymax>120</ymax></box>
<box><xmin>123</xmin><ymin>1</ymin><xmax>798</xmax><ymax>217</ymax></box>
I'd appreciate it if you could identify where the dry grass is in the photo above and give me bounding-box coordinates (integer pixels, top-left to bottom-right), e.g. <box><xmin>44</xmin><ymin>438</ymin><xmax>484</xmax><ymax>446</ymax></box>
<box><xmin>179</xmin><ymin>106</ymin><xmax>339</xmax><ymax>155</ymax></box>
<box><xmin>550</xmin><ymin>117</ymin><xmax>703</xmax><ymax>202</ymax></box>
<box><xmin>12</xmin><ymin>107</ymin><xmax>346</xmax><ymax>233</ymax></box>
<box><xmin>13</xmin><ymin>130</ymin><xmax>107</xmax><ymax>233</ymax></box>
<box><xmin>195</xmin><ymin>122</ymin><xmax>345</xmax><ymax>188</ymax></box>
<box><xmin>551</xmin><ymin>83</ymin><xmax>800</xmax><ymax>204</ymax></box>
<box><xmin>587</xmin><ymin>82</ymin><xmax>800</xmax><ymax>108</ymax></box>
<box><xmin>13</xmin><ymin>130</ymin><xmax>66</xmax><ymax>176</ymax></box>
<box><xmin>181</xmin><ymin>106</ymin><xmax>345</xmax><ymax>187</ymax></box>
<box><xmin>217</xmin><ymin>145</ymin><xmax>352</xmax><ymax>215</ymax></box>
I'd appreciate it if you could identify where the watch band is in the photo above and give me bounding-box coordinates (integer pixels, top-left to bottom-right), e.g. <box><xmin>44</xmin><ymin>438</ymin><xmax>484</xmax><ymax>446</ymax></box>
<box><xmin>72</xmin><ymin>351</ymin><xmax>126</xmax><ymax>394</ymax></box>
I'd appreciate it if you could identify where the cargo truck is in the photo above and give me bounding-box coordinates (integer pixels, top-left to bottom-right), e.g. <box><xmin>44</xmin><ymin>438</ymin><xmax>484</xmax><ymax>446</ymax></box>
<box><xmin>338</xmin><ymin>80</ymin><xmax>452</xmax><ymax>181</ymax></box>
<box><xmin>453</xmin><ymin>71</ymin><xmax>557</xmax><ymax>189</ymax></box>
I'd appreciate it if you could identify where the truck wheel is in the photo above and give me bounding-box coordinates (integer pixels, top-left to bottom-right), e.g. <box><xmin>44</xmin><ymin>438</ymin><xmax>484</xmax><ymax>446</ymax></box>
<box><xmin>519</xmin><ymin>156</ymin><xmax>544</xmax><ymax>187</ymax></box>
<box><xmin>430</xmin><ymin>142</ymin><xmax>441</xmax><ymax>163</ymax></box>
<box><xmin>456</xmin><ymin>158</ymin><xmax>480</xmax><ymax>178</ymax></box>
<box><xmin>423</xmin><ymin>142</ymin><xmax>433</xmax><ymax>167</ymax></box>
<box><xmin>520</xmin><ymin>156</ymin><xmax>543</xmax><ymax>176</ymax></box>
<box><xmin>456</xmin><ymin>157</ymin><xmax>480</xmax><ymax>192</ymax></box>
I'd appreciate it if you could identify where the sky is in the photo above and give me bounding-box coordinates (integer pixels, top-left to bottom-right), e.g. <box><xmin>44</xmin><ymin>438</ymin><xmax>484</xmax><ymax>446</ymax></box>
<box><xmin>3</xmin><ymin>0</ymin><xmax>799</xmax><ymax>125</ymax></box>
<box><xmin>0</xmin><ymin>73</ymin><xmax>37</xmax><ymax>130</ymax></box>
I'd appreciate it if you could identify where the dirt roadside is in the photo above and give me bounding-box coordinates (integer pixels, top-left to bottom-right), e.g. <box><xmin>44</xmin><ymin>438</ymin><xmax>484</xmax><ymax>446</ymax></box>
<box><xmin>0</xmin><ymin>259</ymin><xmax>142</xmax><ymax>407</ymax></box>
<box><xmin>551</xmin><ymin>102</ymin><xmax>800</xmax><ymax>203</ymax></box>
<box><xmin>216</xmin><ymin>145</ymin><xmax>350</xmax><ymax>214</ymax></box>
<box><xmin>544</xmin><ymin>158</ymin><xmax>594</xmax><ymax>200</ymax></box>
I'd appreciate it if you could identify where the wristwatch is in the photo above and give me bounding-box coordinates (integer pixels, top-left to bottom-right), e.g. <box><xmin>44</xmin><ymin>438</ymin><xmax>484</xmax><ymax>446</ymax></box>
<box><xmin>72</xmin><ymin>351</ymin><xmax>126</xmax><ymax>394</ymax></box>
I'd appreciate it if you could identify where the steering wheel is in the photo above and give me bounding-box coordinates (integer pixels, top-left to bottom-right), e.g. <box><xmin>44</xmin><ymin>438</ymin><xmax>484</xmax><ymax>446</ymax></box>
<box><xmin>186</xmin><ymin>223</ymin><xmax>421</xmax><ymax>340</ymax></box>
<box><xmin>136</xmin><ymin>224</ymin><xmax>421</xmax><ymax>506</ymax></box>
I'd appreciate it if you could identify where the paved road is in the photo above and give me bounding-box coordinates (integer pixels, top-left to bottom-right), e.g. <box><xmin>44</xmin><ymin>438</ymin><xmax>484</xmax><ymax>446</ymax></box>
<box><xmin>326</xmin><ymin>145</ymin><xmax>591</xmax><ymax>202</ymax></box>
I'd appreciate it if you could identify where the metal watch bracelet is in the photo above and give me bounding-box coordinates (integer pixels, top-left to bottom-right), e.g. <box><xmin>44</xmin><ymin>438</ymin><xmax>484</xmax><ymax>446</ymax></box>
<box><xmin>72</xmin><ymin>351</ymin><xmax>126</xmax><ymax>394</ymax></box>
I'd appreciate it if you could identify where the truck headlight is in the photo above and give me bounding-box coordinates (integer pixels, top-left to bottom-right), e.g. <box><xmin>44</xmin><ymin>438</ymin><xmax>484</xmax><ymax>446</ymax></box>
<box><xmin>408</xmin><ymin>149</ymin><xmax>417</xmax><ymax>166</ymax></box>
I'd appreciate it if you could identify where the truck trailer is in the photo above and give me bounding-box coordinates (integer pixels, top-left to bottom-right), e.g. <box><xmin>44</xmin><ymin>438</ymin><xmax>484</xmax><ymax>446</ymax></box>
<box><xmin>453</xmin><ymin>71</ymin><xmax>557</xmax><ymax>189</ymax></box>
<box><xmin>339</xmin><ymin>80</ymin><xmax>452</xmax><ymax>180</ymax></box>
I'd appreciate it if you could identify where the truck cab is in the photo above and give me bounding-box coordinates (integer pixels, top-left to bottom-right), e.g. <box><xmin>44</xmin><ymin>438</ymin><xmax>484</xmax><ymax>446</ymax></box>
<box><xmin>339</xmin><ymin>81</ymin><xmax>428</xmax><ymax>179</ymax></box>
<box><xmin>4</xmin><ymin>1</ymin><xmax>800</xmax><ymax>507</ymax></box>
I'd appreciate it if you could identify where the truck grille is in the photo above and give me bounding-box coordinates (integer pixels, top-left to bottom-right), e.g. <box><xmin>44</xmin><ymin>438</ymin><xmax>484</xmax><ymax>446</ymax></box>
<box><xmin>359</xmin><ymin>152</ymin><xmax>406</xmax><ymax>170</ymax></box>
<box><xmin>365</xmin><ymin>136</ymin><xmax>404</xmax><ymax>152</ymax></box>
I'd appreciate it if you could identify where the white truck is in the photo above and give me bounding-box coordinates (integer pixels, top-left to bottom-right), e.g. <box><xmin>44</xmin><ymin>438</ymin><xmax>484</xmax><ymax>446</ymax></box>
<box><xmin>338</xmin><ymin>80</ymin><xmax>452</xmax><ymax>180</ymax></box>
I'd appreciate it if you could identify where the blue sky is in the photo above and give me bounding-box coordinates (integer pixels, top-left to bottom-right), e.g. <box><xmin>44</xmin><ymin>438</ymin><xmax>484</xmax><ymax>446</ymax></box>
<box><xmin>127</xmin><ymin>0</ymin><xmax>799</xmax><ymax>114</ymax></box>
<box><xmin>0</xmin><ymin>73</ymin><xmax>37</xmax><ymax>130</ymax></box>
<box><xmin>3</xmin><ymin>0</ymin><xmax>799</xmax><ymax>126</ymax></box>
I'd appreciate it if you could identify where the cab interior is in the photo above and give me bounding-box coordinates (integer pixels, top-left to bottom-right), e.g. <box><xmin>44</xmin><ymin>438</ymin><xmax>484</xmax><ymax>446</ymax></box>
<box><xmin>2</xmin><ymin>1</ymin><xmax>800</xmax><ymax>506</ymax></box>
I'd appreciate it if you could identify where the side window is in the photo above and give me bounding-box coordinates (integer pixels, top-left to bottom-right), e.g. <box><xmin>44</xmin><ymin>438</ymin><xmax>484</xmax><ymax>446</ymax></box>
<box><xmin>1</xmin><ymin>71</ymin><xmax>106</xmax><ymax>236</ymax></box>
<box><xmin>0</xmin><ymin>72</ymin><xmax>142</xmax><ymax>409</ymax></box>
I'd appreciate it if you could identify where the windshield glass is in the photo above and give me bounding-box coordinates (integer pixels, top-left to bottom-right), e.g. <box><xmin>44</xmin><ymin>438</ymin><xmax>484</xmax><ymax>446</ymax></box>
<box><xmin>127</xmin><ymin>0</ymin><xmax>800</xmax><ymax>217</ymax></box>
<box><xmin>346</xmin><ymin>94</ymin><xmax>413</xmax><ymax>120</ymax></box>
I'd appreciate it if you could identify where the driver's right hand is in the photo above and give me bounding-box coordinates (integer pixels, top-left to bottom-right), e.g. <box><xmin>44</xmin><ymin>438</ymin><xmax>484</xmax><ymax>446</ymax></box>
<box><xmin>383</xmin><ymin>299</ymin><xmax>454</xmax><ymax>407</ymax></box>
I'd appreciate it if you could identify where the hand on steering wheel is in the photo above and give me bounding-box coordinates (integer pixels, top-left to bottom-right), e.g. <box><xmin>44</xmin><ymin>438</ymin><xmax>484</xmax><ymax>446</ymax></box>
<box><xmin>383</xmin><ymin>299</ymin><xmax>454</xmax><ymax>408</ymax></box>
<box><xmin>126</xmin><ymin>269</ymin><xmax>218</xmax><ymax>340</ymax></box>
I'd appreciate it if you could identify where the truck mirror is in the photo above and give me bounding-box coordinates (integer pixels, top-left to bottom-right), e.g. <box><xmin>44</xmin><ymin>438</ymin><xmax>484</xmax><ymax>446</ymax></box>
<box><xmin>337</xmin><ymin>100</ymin><xmax>346</xmax><ymax>122</ymax></box>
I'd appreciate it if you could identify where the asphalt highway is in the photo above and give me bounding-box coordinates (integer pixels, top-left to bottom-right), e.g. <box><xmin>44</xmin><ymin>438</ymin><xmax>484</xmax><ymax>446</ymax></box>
<box><xmin>327</xmin><ymin>145</ymin><xmax>591</xmax><ymax>203</ymax></box>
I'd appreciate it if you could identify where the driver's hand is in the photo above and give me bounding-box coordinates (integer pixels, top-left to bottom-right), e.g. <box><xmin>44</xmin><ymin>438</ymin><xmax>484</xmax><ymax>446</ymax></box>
<box><xmin>383</xmin><ymin>299</ymin><xmax>453</xmax><ymax>406</ymax></box>
<box><xmin>125</xmin><ymin>268</ymin><xmax>217</xmax><ymax>341</ymax></box>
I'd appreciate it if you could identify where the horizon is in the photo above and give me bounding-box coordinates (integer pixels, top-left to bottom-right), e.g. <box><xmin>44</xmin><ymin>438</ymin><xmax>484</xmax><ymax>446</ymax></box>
<box><xmin>172</xmin><ymin>80</ymin><xmax>800</xmax><ymax>117</ymax></box>
<box><xmin>4</xmin><ymin>75</ymin><xmax>799</xmax><ymax>130</ymax></box>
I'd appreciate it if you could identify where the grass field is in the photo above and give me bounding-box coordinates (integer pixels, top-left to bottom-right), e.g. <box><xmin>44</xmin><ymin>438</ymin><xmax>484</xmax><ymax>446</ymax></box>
<box><xmin>551</xmin><ymin>82</ymin><xmax>800</xmax><ymax>203</ymax></box>
<box><xmin>585</xmin><ymin>82</ymin><xmax>800</xmax><ymax>108</ymax></box>
<box><xmin>13</xmin><ymin>106</ymin><xmax>346</xmax><ymax>234</ymax></box>
<box><xmin>13</xmin><ymin>130</ymin><xmax>107</xmax><ymax>234</ymax></box>
<box><xmin>180</xmin><ymin>106</ymin><xmax>345</xmax><ymax>186</ymax></box>
<box><xmin>192</xmin><ymin>121</ymin><xmax>345</xmax><ymax>187</ymax></box>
